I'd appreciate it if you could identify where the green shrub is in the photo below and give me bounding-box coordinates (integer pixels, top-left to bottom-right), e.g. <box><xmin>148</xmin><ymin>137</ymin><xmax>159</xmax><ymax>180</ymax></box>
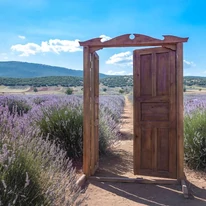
<box><xmin>33</xmin><ymin>87</ymin><xmax>38</xmax><ymax>92</ymax></box>
<box><xmin>183</xmin><ymin>86</ymin><xmax>186</xmax><ymax>92</ymax></box>
<box><xmin>4</xmin><ymin>98</ymin><xmax>31</xmax><ymax>115</ymax></box>
<box><xmin>184</xmin><ymin>110</ymin><xmax>206</xmax><ymax>170</ymax></box>
<box><xmin>37</xmin><ymin>106</ymin><xmax>83</xmax><ymax>158</ymax></box>
<box><xmin>119</xmin><ymin>89</ymin><xmax>124</xmax><ymax>94</ymax></box>
<box><xmin>65</xmin><ymin>87</ymin><xmax>73</xmax><ymax>95</ymax></box>
<box><xmin>0</xmin><ymin>132</ymin><xmax>84</xmax><ymax>205</ymax></box>
<box><xmin>0</xmin><ymin>148</ymin><xmax>49</xmax><ymax>205</ymax></box>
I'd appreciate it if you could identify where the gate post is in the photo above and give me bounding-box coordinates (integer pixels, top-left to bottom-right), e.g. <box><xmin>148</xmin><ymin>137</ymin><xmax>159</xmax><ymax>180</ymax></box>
<box><xmin>176</xmin><ymin>42</ymin><xmax>184</xmax><ymax>180</ymax></box>
<box><xmin>83</xmin><ymin>46</ymin><xmax>91</xmax><ymax>176</ymax></box>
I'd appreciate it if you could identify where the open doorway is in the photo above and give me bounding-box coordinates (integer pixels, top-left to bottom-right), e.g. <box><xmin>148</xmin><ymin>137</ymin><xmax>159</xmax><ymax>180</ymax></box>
<box><xmin>79</xmin><ymin>34</ymin><xmax>188</xmax><ymax>180</ymax></box>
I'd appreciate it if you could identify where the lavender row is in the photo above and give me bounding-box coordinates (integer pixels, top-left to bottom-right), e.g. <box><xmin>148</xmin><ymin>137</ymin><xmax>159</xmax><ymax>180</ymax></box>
<box><xmin>0</xmin><ymin>94</ymin><xmax>125</xmax><ymax>205</ymax></box>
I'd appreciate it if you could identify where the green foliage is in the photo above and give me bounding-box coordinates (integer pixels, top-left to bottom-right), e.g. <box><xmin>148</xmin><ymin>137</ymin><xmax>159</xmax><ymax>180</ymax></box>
<box><xmin>33</xmin><ymin>87</ymin><xmax>38</xmax><ymax>92</ymax></box>
<box><xmin>0</xmin><ymin>149</ymin><xmax>49</xmax><ymax>205</ymax></box>
<box><xmin>37</xmin><ymin>106</ymin><xmax>83</xmax><ymax>158</ymax></box>
<box><xmin>184</xmin><ymin>110</ymin><xmax>206</xmax><ymax>170</ymax></box>
<box><xmin>65</xmin><ymin>87</ymin><xmax>73</xmax><ymax>95</ymax></box>
<box><xmin>183</xmin><ymin>86</ymin><xmax>186</xmax><ymax>92</ymax></box>
<box><xmin>184</xmin><ymin>76</ymin><xmax>206</xmax><ymax>87</ymax></box>
<box><xmin>4</xmin><ymin>98</ymin><xmax>31</xmax><ymax>115</ymax></box>
<box><xmin>0</xmin><ymin>131</ymin><xmax>84</xmax><ymax>205</ymax></box>
<box><xmin>101</xmin><ymin>75</ymin><xmax>133</xmax><ymax>87</ymax></box>
<box><xmin>0</xmin><ymin>76</ymin><xmax>83</xmax><ymax>87</ymax></box>
<box><xmin>119</xmin><ymin>89</ymin><xmax>124</xmax><ymax>94</ymax></box>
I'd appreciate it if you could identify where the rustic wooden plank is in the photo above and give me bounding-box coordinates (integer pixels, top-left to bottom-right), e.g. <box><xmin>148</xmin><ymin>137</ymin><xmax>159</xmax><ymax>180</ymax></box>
<box><xmin>152</xmin><ymin>128</ymin><xmax>157</xmax><ymax>172</ymax></box>
<box><xmin>141</xmin><ymin>128</ymin><xmax>153</xmax><ymax>170</ymax></box>
<box><xmin>94</xmin><ymin>52</ymin><xmax>99</xmax><ymax>170</ymax></box>
<box><xmin>89</xmin><ymin>176</ymin><xmax>178</xmax><ymax>185</ymax></box>
<box><xmin>140</xmin><ymin>54</ymin><xmax>152</xmax><ymax>96</ymax></box>
<box><xmin>79</xmin><ymin>34</ymin><xmax>188</xmax><ymax>48</ymax></box>
<box><xmin>156</xmin><ymin>52</ymin><xmax>170</xmax><ymax>96</ymax></box>
<box><xmin>90</xmin><ymin>52</ymin><xmax>95</xmax><ymax>175</ymax></box>
<box><xmin>83</xmin><ymin>46</ymin><xmax>91</xmax><ymax>177</ymax></box>
<box><xmin>135</xmin><ymin>96</ymin><xmax>169</xmax><ymax>102</ymax></box>
<box><xmin>162</xmin><ymin>44</ymin><xmax>176</xmax><ymax>51</ymax></box>
<box><xmin>157</xmin><ymin>128</ymin><xmax>169</xmax><ymax>172</ymax></box>
<box><xmin>176</xmin><ymin>43</ymin><xmax>184</xmax><ymax>180</ymax></box>
<box><xmin>133</xmin><ymin>50</ymin><xmax>141</xmax><ymax>174</ymax></box>
<box><xmin>139</xmin><ymin>121</ymin><xmax>170</xmax><ymax>127</ymax></box>
<box><xmin>152</xmin><ymin>52</ymin><xmax>156</xmax><ymax>97</ymax></box>
<box><xmin>169</xmin><ymin>50</ymin><xmax>177</xmax><ymax>179</ymax></box>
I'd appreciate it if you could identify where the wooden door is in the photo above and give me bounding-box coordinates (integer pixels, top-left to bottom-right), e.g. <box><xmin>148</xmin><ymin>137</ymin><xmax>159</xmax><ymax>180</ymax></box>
<box><xmin>133</xmin><ymin>47</ymin><xmax>177</xmax><ymax>179</ymax></box>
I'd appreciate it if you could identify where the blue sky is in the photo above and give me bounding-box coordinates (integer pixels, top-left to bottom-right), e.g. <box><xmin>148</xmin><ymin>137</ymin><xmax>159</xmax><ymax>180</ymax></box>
<box><xmin>0</xmin><ymin>0</ymin><xmax>205</xmax><ymax>76</ymax></box>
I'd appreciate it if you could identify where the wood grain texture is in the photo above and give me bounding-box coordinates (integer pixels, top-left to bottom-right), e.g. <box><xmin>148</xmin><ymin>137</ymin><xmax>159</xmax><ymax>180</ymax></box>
<box><xmin>133</xmin><ymin>50</ymin><xmax>140</xmax><ymax>174</ymax></box>
<box><xmin>89</xmin><ymin>176</ymin><xmax>178</xmax><ymax>184</ymax></box>
<box><xmin>94</xmin><ymin>52</ymin><xmax>99</xmax><ymax>174</ymax></box>
<box><xmin>90</xmin><ymin>52</ymin><xmax>95</xmax><ymax>175</ymax></box>
<box><xmin>90</xmin><ymin>52</ymin><xmax>100</xmax><ymax>175</ymax></box>
<box><xmin>79</xmin><ymin>34</ymin><xmax>188</xmax><ymax>49</ymax></box>
<box><xmin>133</xmin><ymin>47</ymin><xmax>177</xmax><ymax>178</ymax></box>
<box><xmin>83</xmin><ymin>46</ymin><xmax>91</xmax><ymax>176</ymax></box>
<box><xmin>176</xmin><ymin>43</ymin><xmax>184</xmax><ymax>179</ymax></box>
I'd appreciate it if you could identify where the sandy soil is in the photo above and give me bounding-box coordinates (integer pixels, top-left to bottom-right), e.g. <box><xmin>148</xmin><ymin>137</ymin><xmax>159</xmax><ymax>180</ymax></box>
<box><xmin>81</xmin><ymin>96</ymin><xmax>206</xmax><ymax>206</ymax></box>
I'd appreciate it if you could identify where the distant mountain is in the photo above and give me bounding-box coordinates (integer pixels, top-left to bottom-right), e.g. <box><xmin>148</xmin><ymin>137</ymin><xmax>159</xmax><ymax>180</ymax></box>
<box><xmin>0</xmin><ymin>61</ymin><xmax>108</xmax><ymax>78</ymax></box>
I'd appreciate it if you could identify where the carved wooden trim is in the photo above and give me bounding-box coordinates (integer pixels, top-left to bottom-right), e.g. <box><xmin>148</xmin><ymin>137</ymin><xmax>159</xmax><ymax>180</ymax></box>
<box><xmin>79</xmin><ymin>34</ymin><xmax>188</xmax><ymax>48</ymax></box>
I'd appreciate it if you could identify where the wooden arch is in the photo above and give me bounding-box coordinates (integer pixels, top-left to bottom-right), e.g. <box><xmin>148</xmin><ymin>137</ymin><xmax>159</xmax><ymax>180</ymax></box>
<box><xmin>79</xmin><ymin>34</ymin><xmax>188</xmax><ymax>181</ymax></box>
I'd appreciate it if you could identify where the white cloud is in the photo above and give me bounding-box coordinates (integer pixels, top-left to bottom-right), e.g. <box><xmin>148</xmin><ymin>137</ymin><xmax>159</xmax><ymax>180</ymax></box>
<box><xmin>18</xmin><ymin>35</ymin><xmax>26</xmax><ymax>40</ymax></box>
<box><xmin>106</xmin><ymin>51</ymin><xmax>132</xmax><ymax>67</ymax></box>
<box><xmin>106</xmin><ymin>70</ymin><xmax>131</xmax><ymax>75</ymax></box>
<box><xmin>100</xmin><ymin>34</ymin><xmax>112</xmax><ymax>42</ymax></box>
<box><xmin>184</xmin><ymin>59</ymin><xmax>196</xmax><ymax>68</ymax></box>
<box><xmin>11</xmin><ymin>39</ymin><xmax>82</xmax><ymax>56</ymax></box>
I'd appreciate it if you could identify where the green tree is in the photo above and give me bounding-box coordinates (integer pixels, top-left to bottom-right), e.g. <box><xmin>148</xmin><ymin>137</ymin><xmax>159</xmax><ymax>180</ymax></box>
<box><xmin>65</xmin><ymin>87</ymin><xmax>73</xmax><ymax>95</ymax></box>
<box><xmin>119</xmin><ymin>89</ymin><xmax>124</xmax><ymax>94</ymax></box>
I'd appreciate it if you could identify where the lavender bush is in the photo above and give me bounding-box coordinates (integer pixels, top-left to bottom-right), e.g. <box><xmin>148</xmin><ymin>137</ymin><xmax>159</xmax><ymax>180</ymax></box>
<box><xmin>99</xmin><ymin>95</ymin><xmax>125</xmax><ymax>154</ymax></box>
<box><xmin>0</xmin><ymin>94</ymin><xmax>125</xmax><ymax>205</ymax></box>
<box><xmin>30</xmin><ymin>94</ymin><xmax>125</xmax><ymax>158</ymax></box>
<box><xmin>184</xmin><ymin>95</ymin><xmax>206</xmax><ymax>170</ymax></box>
<box><xmin>0</xmin><ymin>97</ymin><xmax>85</xmax><ymax>205</ymax></box>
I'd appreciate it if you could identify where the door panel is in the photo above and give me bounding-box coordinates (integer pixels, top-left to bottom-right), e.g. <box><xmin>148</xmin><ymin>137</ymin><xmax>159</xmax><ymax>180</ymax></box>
<box><xmin>133</xmin><ymin>47</ymin><xmax>177</xmax><ymax>179</ymax></box>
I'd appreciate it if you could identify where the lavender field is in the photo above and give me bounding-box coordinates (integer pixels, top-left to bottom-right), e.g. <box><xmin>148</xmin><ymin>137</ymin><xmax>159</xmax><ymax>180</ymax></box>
<box><xmin>0</xmin><ymin>94</ymin><xmax>125</xmax><ymax>205</ymax></box>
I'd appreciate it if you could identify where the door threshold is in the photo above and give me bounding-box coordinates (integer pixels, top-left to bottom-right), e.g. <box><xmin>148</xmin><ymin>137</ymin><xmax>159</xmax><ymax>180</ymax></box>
<box><xmin>88</xmin><ymin>176</ymin><xmax>178</xmax><ymax>185</ymax></box>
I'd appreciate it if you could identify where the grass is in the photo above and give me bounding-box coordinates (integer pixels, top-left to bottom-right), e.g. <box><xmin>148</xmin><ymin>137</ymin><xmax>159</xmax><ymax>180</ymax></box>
<box><xmin>184</xmin><ymin>109</ymin><xmax>206</xmax><ymax>170</ymax></box>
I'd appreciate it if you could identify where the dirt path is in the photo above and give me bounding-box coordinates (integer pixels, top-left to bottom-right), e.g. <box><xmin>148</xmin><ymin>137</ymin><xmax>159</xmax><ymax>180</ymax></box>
<box><xmin>82</xmin><ymin>96</ymin><xmax>206</xmax><ymax>206</ymax></box>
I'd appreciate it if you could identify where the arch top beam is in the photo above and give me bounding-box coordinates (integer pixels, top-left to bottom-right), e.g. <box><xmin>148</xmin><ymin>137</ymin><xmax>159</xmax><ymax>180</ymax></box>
<box><xmin>79</xmin><ymin>34</ymin><xmax>188</xmax><ymax>48</ymax></box>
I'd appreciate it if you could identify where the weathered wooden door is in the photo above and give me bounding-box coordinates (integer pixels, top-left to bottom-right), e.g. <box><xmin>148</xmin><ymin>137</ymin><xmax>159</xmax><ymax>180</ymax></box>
<box><xmin>133</xmin><ymin>47</ymin><xmax>177</xmax><ymax>178</ymax></box>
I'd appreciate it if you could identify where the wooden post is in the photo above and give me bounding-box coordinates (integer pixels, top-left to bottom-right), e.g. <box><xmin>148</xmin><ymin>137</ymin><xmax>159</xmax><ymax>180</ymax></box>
<box><xmin>176</xmin><ymin>43</ymin><xmax>184</xmax><ymax>179</ymax></box>
<box><xmin>94</xmin><ymin>52</ymin><xmax>99</xmax><ymax>169</ymax></box>
<box><xmin>83</xmin><ymin>46</ymin><xmax>91</xmax><ymax>176</ymax></box>
<box><xmin>90</xmin><ymin>53</ymin><xmax>95</xmax><ymax>175</ymax></box>
<box><xmin>90</xmin><ymin>52</ymin><xmax>99</xmax><ymax>175</ymax></box>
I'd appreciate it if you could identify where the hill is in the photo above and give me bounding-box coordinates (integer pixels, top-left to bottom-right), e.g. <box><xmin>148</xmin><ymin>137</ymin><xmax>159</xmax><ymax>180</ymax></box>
<box><xmin>0</xmin><ymin>61</ymin><xmax>107</xmax><ymax>78</ymax></box>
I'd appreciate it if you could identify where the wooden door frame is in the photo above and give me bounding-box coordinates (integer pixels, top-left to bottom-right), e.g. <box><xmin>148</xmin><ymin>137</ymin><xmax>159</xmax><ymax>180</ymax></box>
<box><xmin>79</xmin><ymin>34</ymin><xmax>188</xmax><ymax>180</ymax></box>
